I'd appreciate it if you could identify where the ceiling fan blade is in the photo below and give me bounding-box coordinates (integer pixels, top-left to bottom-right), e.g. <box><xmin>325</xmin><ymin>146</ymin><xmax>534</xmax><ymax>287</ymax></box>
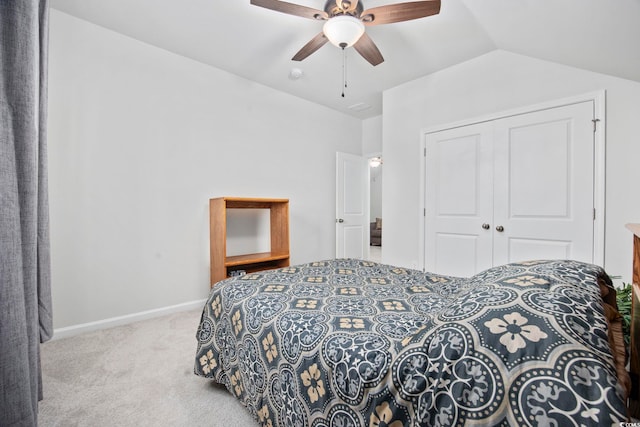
<box><xmin>353</xmin><ymin>33</ymin><xmax>384</xmax><ymax>66</ymax></box>
<box><xmin>360</xmin><ymin>0</ymin><xmax>440</xmax><ymax>26</ymax></box>
<box><xmin>292</xmin><ymin>32</ymin><xmax>329</xmax><ymax>61</ymax></box>
<box><xmin>250</xmin><ymin>0</ymin><xmax>328</xmax><ymax>20</ymax></box>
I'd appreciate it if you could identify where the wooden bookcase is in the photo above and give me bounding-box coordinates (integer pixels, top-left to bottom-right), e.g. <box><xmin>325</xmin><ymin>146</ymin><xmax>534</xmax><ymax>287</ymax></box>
<box><xmin>209</xmin><ymin>197</ymin><xmax>289</xmax><ymax>286</ymax></box>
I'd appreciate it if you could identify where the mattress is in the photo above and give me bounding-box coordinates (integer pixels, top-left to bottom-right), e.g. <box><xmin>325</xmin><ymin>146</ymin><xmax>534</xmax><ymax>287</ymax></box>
<box><xmin>194</xmin><ymin>259</ymin><xmax>628</xmax><ymax>426</ymax></box>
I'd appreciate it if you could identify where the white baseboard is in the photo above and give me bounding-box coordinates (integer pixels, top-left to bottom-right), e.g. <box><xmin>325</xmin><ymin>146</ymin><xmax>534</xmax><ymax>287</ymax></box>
<box><xmin>51</xmin><ymin>299</ymin><xmax>207</xmax><ymax>341</ymax></box>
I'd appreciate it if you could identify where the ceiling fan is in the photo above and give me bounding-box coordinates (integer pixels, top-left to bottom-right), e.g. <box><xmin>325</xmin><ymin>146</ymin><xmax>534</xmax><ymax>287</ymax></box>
<box><xmin>250</xmin><ymin>0</ymin><xmax>441</xmax><ymax>66</ymax></box>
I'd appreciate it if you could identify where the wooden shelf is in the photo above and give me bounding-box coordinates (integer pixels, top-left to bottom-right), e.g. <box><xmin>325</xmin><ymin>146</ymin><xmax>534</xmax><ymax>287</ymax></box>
<box><xmin>210</xmin><ymin>197</ymin><xmax>289</xmax><ymax>286</ymax></box>
<box><xmin>223</xmin><ymin>197</ymin><xmax>289</xmax><ymax>209</ymax></box>
<box><xmin>225</xmin><ymin>252</ymin><xmax>290</xmax><ymax>267</ymax></box>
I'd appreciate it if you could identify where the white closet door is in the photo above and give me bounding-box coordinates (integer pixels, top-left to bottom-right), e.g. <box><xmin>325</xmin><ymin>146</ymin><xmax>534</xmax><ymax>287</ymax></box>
<box><xmin>425</xmin><ymin>122</ymin><xmax>494</xmax><ymax>277</ymax></box>
<box><xmin>492</xmin><ymin>101</ymin><xmax>595</xmax><ymax>265</ymax></box>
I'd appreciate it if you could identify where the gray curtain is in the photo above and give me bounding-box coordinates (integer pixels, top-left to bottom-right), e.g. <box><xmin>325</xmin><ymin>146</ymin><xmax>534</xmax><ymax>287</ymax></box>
<box><xmin>0</xmin><ymin>1</ymin><xmax>53</xmax><ymax>426</ymax></box>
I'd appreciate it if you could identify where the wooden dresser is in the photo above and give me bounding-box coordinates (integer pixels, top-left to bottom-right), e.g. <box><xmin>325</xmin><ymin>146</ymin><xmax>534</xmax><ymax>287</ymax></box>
<box><xmin>627</xmin><ymin>223</ymin><xmax>640</xmax><ymax>417</ymax></box>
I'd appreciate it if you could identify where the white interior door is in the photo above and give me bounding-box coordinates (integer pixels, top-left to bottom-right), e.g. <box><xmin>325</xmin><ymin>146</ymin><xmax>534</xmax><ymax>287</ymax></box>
<box><xmin>492</xmin><ymin>101</ymin><xmax>595</xmax><ymax>264</ymax></box>
<box><xmin>425</xmin><ymin>100</ymin><xmax>596</xmax><ymax>277</ymax></box>
<box><xmin>425</xmin><ymin>122</ymin><xmax>494</xmax><ymax>277</ymax></box>
<box><xmin>336</xmin><ymin>152</ymin><xmax>367</xmax><ymax>259</ymax></box>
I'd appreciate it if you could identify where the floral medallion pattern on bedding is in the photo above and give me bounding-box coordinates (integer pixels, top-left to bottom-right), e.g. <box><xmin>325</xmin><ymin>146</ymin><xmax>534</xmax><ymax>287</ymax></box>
<box><xmin>195</xmin><ymin>259</ymin><xmax>627</xmax><ymax>426</ymax></box>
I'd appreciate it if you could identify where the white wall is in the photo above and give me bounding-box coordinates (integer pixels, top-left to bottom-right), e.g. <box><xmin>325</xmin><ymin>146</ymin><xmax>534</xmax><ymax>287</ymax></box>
<box><xmin>382</xmin><ymin>50</ymin><xmax>640</xmax><ymax>282</ymax></box>
<box><xmin>362</xmin><ymin>115</ymin><xmax>382</xmax><ymax>156</ymax></box>
<box><xmin>47</xmin><ymin>10</ymin><xmax>362</xmax><ymax>329</ymax></box>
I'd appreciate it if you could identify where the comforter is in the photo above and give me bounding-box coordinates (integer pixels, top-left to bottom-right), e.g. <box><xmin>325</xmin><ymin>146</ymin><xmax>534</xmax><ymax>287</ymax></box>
<box><xmin>194</xmin><ymin>259</ymin><xmax>628</xmax><ymax>426</ymax></box>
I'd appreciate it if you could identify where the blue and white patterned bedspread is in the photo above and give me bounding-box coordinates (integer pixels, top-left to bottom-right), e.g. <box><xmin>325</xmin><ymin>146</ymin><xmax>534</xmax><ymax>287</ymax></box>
<box><xmin>194</xmin><ymin>259</ymin><xmax>627</xmax><ymax>426</ymax></box>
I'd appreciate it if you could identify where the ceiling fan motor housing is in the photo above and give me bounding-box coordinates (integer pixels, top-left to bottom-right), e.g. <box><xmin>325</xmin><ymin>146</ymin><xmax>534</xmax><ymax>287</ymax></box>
<box><xmin>324</xmin><ymin>0</ymin><xmax>364</xmax><ymax>17</ymax></box>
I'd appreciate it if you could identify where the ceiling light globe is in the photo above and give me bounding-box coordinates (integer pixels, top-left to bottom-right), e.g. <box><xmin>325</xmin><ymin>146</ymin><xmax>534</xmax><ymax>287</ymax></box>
<box><xmin>323</xmin><ymin>15</ymin><xmax>365</xmax><ymax>48</ymax></box>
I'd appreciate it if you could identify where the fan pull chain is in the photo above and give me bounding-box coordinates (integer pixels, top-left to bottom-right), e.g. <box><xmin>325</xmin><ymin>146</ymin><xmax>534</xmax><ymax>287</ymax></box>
<box><xmin>341</xmin><ymin>47</ymin><xmax>345</xmax><ymax>97</ymax></box>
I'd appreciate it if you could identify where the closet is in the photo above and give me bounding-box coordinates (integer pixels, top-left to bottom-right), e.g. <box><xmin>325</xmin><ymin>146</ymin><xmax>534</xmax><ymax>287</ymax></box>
<box><xmin>424</xmin><ymin>100</ymin><xmax>599</xmax><ymax>277</ymax></box>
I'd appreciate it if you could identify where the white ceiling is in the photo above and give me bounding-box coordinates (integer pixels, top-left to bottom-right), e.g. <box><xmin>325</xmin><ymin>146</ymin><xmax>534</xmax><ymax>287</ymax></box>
<box><xmin>50</xmin><ymin>0</ymin><xmax>640</xmax><ymax>119</ymax></box>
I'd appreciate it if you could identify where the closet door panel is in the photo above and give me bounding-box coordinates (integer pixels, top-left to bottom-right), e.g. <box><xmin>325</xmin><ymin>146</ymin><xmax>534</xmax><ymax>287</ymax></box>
<box><xmin>433</xmin><ymin>233</ymin><xmax>483</xmax><ymax>278</ymax></box>
<box><xmin>493</xmin><ymin>101</ymin><xmax>595</xmax><ymax>265</ymax></box>
<box><xmin>425</xmin><ymin>123</ymin><xmax>493</xmax><ymax>277</ymax></box>
<box><xmin>508</xmin><ymin>238</ymin><xmax>572</xmax><ymax>261</ymax></box>
<box><xmin>509</xmin><ymin>128</ymin><xmax>570</xmax><ymax>218</ymax></box>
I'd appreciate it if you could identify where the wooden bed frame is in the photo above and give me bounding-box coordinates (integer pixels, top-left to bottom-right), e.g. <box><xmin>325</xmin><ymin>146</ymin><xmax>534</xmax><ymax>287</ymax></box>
<box><xmin>628</xmin><ymin>223</ymin><xmax>640</xmax><ymax>417</ymax></box>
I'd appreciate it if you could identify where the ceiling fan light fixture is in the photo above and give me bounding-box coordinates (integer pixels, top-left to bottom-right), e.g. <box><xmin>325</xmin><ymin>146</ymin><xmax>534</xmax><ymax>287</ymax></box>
<box><xmin>369</xmin><ymin>156</ymin><xmax>382</xmax><ymax>167</ymax></box>
<box><xmin>323</xmin><ymin>15</ymin><xmax>365</xmax><ymax>48</ymax></box>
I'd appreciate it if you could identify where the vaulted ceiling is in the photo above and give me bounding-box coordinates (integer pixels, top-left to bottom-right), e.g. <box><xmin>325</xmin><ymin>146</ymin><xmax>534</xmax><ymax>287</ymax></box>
<box><xmin>50</xmin><ymin>0</ymin><xmax>640</xmax><ymax>119</ymax></box>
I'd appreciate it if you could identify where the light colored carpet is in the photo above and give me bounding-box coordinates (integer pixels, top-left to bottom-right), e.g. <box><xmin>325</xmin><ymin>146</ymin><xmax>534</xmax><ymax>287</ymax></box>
<box><xmin>38</xmin><ymin>309</ymin><xmax>257</xmax><ymax>427</ymax></box>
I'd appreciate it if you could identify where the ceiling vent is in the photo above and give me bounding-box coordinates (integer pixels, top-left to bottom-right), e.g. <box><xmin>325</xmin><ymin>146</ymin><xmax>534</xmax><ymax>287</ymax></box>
<box><xmin>347</xmin><ymin>102</ymin><xmax>371</xmax><ymax>111</ymax></box>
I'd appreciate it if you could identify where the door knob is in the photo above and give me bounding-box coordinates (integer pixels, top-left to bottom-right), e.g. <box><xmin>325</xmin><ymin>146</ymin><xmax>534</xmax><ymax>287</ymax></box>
<box><xmin>496</xmin><ymin>225</ymin><xmax>504</xmax><ymax>232</ymax></box>
<box><xmin>336</xmin><ymin>218</ymin><xmax>344</xmax><ymax>223</ymax></box>
<box><xmin>482</xmin><ymin>223</ymin><xmax>490</xmax><ymax>230</ymax></box>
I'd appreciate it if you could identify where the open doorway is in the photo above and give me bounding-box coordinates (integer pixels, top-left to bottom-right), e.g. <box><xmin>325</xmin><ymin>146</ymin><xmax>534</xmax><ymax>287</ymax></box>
<box><xmin>368</xmin><ymin>155</ymin><xmax>382</xmax><ymax>262</ymax></box>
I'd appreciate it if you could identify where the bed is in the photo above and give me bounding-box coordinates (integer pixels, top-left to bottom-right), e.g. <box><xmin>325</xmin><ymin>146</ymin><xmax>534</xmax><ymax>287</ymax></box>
<box><xmin>194</xmin><ymin>259</ymin><xmax>630</xmax><ymax>426</ymax></box>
